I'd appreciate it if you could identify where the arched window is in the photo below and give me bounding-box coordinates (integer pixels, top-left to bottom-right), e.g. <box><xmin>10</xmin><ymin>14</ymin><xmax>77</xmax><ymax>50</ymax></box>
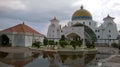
<box><xmin>83</xmin><ymin>22</ymin><xmax>85</xmax><ymax>24</ymax></box>
<box><xmin>109</xmin><ymin>30</ymin><xmax>111</xmax><ymax>33</ymax></box>
<box><xmin>95</xmin><ymin>30</ymin><xmax>97</xmax><ymax>32</ymax></box>
<box><xmin>89</xmin><ymin>22</ymin><xmax>91</xmax><ymax>25</ymax></box>
<box><xmin>98</xmin><ymin>35</ymin><xmax>100</xmax><ymax>38</ymax></box>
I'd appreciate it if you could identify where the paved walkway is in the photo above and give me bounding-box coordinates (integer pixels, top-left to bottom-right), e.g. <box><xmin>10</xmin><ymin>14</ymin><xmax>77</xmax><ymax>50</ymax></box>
<box><xmin>0</xmin><ymin>47</ymin><xmax>32</xmax><ymax>53</ymax></box>
<box><xmin>96</xmin><ymin>47</ymin><xmax>119</xmax><ymax>54</ymax></box>
<box><xmin>104</xmin><ymin>55</ymin><xmax>120</xmax><ymax>67</ymax></box>
<box><xmin>96</xmin><ymin>47</ymin><xmax>120</xmax><ymax>67</ymax></box>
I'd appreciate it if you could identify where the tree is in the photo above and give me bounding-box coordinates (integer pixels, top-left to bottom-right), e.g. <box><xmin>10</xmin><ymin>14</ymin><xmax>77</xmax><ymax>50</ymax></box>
<box><xmin>43</xmin><ymin>38</ymin><xmax>48</xmax><ymax>46</ymax></box>
<box><xmin>59</xmin><ymin>40</ymin><xmax>68</xmax><ymax>48</ymax></box>
<box><xmin>77</xmin><ymin>40</ymin><xmax>83</xmax><ymax>47</ymax></box>
<box><xmin>70</xmin><ymin>41</ymin><xmax>77</xmax><ymax>50</ymax></box>
<box><xmin>59</xmin><ymin>35</ymin><xmax>68</xmax><ymax>48</ymax></box>
<box><xmin>60</xmin><ymin>35</ymin><xmax>65</xmax><ymax>41</ymax></box>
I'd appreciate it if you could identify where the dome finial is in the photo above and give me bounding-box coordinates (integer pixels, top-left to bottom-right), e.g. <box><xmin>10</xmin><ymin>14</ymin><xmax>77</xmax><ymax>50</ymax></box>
<box><xmin>23</xmin><ymin>21</ymin><xmax>25</xmax><ymax>25</ymax></box>
<box><xmin>107</xmin><ymin>14</ymin><xmax>110</xmax><ymax>17</ymax></box>
<box><xmin>81</xmin><ymin>5</ymin><xmax>83</xmax><ymax>9</ymax></box>
<box><xmin>53</xmin><ymin>16</ymin><xmax>56</xmax><ymax>20</ymax></box>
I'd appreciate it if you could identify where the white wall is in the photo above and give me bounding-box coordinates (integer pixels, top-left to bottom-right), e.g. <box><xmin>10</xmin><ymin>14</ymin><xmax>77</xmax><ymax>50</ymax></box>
<box><xmin>96</xmin><ymin>17</ymin><xmax>119</xmax><ymax>45</ymax></box>
<box><xmin>25</xmin><ymin>35</ymin><xmax>33</xmax><ymax>47</ymax></box>
<box><xmin>14</xmin><ymin>33</ymin><xmax>25</xmax><ymax>47</ymax></box>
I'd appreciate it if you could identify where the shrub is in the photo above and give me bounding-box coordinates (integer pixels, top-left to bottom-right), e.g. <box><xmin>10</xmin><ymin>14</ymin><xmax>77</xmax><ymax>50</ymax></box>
<box><xmin>70</xmin><ymin>41</ymin><xmax>77</xmax><ymax>50</ymax></box>
<box><xmin>48</xmin><ymin>40</ymin><xmax>55</xmax><ymax>45</ymax></box>
<box><xmin>70</xmin><ymin>40</ymin><xmax>83</xmax><ymax>49</ymax></box>
<box><xmin>59</xmin><ymin>41</ymin><xmax>68</xmax><ymax>48</ymax></box>
<box><xmin>32</xmin><ymin>42</ymin><xmax>41</xmax><ymax>48</ymax></box>
<box><xmin>6</xmin><ymin>43</ymin><xmax>12</xmax><ymax>47</ymax></box>
<box><xmin>60</xmin><ymin>35</ymin><xmax>65</xmax><ymax>41</ymax></box>
<box><xmin>76</xmin><ymin>40</ymin><xmax>83</xmax><ymax>47</ymax></box>
<box><xmin>111</xmin><ymin>43</ymin><xmax>118</xmax><ymax>48</ymax></box>
<box><xmin>43</xmin><ymin>38</ymin><xmax>48</xmax><ymax>46</ymax></box>
<box><xmin>86</xmin><ymin>40</ymin><xmax>95</xmax><ymax>48</ymax></box>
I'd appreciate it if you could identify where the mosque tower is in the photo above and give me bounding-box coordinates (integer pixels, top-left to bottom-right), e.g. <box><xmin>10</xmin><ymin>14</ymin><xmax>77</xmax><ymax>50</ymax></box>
<box><xmin>96</xmin><ymin>15</ymin><xmax>119</xmax><ymax>45</ymax></box>
<box><xmin>47</xmin><ymin>17</ymin><xmax>61</xmax><ymax>41</ymax></box>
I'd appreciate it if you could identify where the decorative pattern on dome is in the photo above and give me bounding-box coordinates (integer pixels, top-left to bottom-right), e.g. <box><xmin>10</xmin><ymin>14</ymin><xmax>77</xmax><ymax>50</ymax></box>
<box><xmin>72</xmin><ymin>6</ymin><xmax>92</xmax><ymax>20</ymax></box>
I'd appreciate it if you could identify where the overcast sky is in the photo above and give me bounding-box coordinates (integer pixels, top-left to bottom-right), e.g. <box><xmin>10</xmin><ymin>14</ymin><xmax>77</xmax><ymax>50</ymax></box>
<box><xmin>0</xmin><ymin>0</ymin><xmax>120</xmax><ymax>35</ymax></box>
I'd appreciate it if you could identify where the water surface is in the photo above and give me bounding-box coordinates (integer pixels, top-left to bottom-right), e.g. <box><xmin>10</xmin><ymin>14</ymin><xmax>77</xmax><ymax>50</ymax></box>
<box><xmin>0</xmin><ymin>51</ymin><xmax>110</xmax><ymax>67</ymax></box>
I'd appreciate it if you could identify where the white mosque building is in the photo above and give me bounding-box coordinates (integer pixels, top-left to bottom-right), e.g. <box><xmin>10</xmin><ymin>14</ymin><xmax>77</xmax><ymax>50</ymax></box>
<box><xmin>47</xmin><ymin>6</ymin><xmax>119</xmax><ymax>46</ymax></box>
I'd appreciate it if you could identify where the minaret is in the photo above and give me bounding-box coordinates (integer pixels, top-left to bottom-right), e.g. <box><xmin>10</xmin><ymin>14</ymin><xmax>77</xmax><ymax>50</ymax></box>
<box><xmin>103</xmin><ymin>14</ymin><xmax>114</xmax><ymax>23</ymax></box>
<box><xmin>99</xmin><ymin>15</ymin><xmax>119</xmax><ymax>45</ymax></box>
<box><xmin>47</xmin><ymin>17</ymin><xmax>61</xmax><ymax>41</ymax></box>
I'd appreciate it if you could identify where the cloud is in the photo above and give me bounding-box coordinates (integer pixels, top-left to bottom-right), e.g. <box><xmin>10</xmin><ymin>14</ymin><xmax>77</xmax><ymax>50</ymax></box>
<box><xmin>0</xmin><ymin>0</ymin><xmax>27</xmax><ymax>10</ymax></box>
<box><xmin>0</xmin><ymin>0</ymin><xmax>120</xmax><ymax>35</ymax></box>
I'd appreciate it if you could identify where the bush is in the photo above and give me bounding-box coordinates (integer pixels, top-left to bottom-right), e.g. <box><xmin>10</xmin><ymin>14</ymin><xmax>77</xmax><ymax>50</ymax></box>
<box><xmin>111</xmin><ymin>43</ymin><xmax>118</xmax><ymax>48</ymax></box>
<box><xmin>59</xmin><ymin>41</ymin><xmax>68</xmax><ymax>48</ymax></box>
<box><xmin>43</xmin><ymin>38</ymin><xmax>48</xmax><ymax>46</ymax></box>
<box><xmin>32</xmin><ymin>42</ymin><xmax>41</xmax><ymax>48</ymax></box>
<box><xmin>70</xmin><ymin>41</ymin><xmax>77</xmax><ymax>50</ymax></box>
<box><xmin>48</xmin><ymin>40</ymin><xmax>55</xmax><ymax>45</ymax></box>
<box><xmin>69</xmin><ymin>40</ymin><xmax>83</xmax><ymax>49</ymax></box>
<box><xmin>60</xmin><ymin>35</ymin><xmax>65</xmax><ymax>41</ymax></box>
<box><xmin>76</xmin><ymin>40</ymin><xmax>83</xmax><ymax>47</ymax></box>
<box><xmin>86</xmin><ymin>40</ymin><xmax>95</xmax><ymax>48</ymax></box>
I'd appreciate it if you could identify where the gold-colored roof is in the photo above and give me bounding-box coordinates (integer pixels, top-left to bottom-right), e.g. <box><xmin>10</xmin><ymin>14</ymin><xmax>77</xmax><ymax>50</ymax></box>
<box><xmin>72</xmin><ymin>6</ymin><xmax>92</xmax><ymax>20</ymax></box>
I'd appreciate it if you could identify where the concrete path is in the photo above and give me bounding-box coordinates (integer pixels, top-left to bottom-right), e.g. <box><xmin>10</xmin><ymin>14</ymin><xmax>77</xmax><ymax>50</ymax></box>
<box><xmin>0</xmin><ymin>47</ymin><xmax>31</xmax><ymax>53</ymax></box>
<box><xmin>104</xmin><ymin>55</ymin><xmax>120</xmax><ymax>67</ymax></box>
<box><xmin>96</xmin><ymin>47</ymin><xmax>119</xmax><ymax>54</ymax></box>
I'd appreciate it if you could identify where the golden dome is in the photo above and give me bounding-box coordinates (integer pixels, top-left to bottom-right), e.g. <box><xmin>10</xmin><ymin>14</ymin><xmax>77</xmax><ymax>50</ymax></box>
<box><xmin>72</xmin><ymin>6</ymin><xmax>92</xmax><ymax>20</ymax></box>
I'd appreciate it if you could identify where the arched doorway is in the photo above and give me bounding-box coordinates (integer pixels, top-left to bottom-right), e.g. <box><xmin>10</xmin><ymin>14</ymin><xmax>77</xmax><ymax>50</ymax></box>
<box><xmin>0</xmin><ymin>34</ymin><xmax>10</xmax><ymax>46</ymax></box>
<box><xmin>72</xmin><ymin>23</ymin><xmax>97</xmax><ymax>42</ymax></box>
<box><xmin>66</xmin><ymin>33</ymin><xmax>81</xmax><ymax>41</ymax></box>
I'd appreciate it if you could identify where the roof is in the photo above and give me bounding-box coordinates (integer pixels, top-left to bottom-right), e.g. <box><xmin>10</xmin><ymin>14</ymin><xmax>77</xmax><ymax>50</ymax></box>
<box><xmin>50</xmin><ymin>17</ymin><xmax>59</xmax><ymax>22</ymax></box>
<box><xmin>72</xmin><ymin>6</ymin><xmax>92</xmax><ymax>20</ymax></box>
<box><xmin>103</xmin><ymin>14</ymin><xmax>114</xmax><ymax>20</ymax></box>
<box><xmin>0</xmin><ymin>23</ymin><xmax>41</xmax><ymax>35</ymax></box>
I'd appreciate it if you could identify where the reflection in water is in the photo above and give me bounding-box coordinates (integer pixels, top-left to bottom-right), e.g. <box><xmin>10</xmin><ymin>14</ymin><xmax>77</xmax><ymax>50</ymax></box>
<box><xmin>0</xmin><ymin>52</ymin><xmax>8</xmax><ymax>58</ymax></box>
<box><xmin>42</xmin><ymin>52</ymin><xmax>96</xmax><ymax>67</ymax></box>
<box><xmin>0</xmin><ymin>51</ymin><xmax>98</xmax><ymax>67</ymax></box>
<box><xmin>59</xmin><ymin>53</ymin><xmax>84</xmax><ymax>67</ymax></box>
<box><xmin>0</xmin><ymin>52</ymin><xmax>39</xmax><ymax>67</ymax></box>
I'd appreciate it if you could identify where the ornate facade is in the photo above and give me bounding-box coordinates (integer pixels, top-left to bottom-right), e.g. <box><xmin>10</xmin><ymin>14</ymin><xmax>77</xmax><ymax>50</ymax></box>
<box><xmin>47</xmin><ymin>6</ymin><xmax>119</xmax><ymax>46</ymax></box>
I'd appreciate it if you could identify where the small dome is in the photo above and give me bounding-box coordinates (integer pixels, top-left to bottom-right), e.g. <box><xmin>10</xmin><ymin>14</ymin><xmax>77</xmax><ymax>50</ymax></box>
<box><xmin>72</xmin><ymin>6</ymin><xmax>92</xmax><ymax>20</ymax></box>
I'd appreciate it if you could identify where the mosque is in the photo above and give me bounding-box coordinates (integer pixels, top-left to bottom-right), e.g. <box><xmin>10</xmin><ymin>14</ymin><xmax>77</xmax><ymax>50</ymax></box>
<box><xmin>47</xmin><ymin>6</ymin><xmax>119</xmax><ymax>46</ymax></box>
